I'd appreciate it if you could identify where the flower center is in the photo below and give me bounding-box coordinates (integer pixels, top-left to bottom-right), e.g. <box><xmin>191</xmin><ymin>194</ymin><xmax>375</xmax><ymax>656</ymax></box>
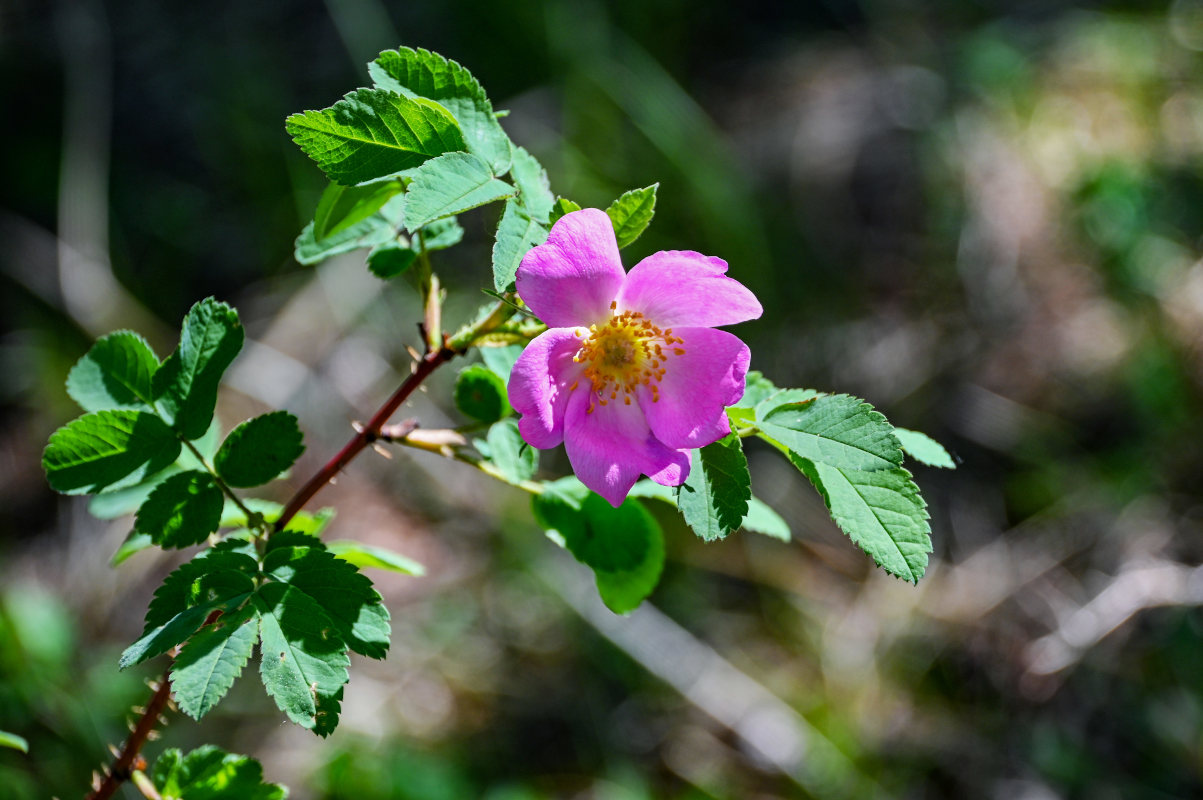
<box><xmin>571</xmin><ymin>303</ymin><xmax>686</xmax><ymax>411</ymax></box>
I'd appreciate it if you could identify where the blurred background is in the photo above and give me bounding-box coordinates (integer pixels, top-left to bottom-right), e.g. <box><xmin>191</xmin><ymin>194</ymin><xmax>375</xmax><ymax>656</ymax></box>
<box><xmin>3</xmin><ymin>0</ymin><xmax>1203</xmax><ymax>797</ymax></box>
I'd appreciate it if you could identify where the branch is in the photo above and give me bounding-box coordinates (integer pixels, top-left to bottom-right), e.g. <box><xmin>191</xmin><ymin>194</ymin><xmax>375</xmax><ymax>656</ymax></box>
<box><xmin>87</xmin><ymin>668</ymin><xmax>173</xmax><ymax>800</ymax></box>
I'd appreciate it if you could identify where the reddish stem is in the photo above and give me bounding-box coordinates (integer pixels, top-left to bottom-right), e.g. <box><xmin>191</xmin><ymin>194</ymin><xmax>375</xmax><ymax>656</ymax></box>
<box><xmin>87</xmin><ymin>669</ymin><xmax>173</xmax><ymax>800</ymax></box>
<box><xmin>273</xmin><ymin>344</ymin><xmax>457</xmax><ymax>532</ymax></box>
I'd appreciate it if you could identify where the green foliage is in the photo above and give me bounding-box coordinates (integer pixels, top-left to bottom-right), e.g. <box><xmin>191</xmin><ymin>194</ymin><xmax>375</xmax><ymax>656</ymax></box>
<box><xmin>677</xmin><ymin>434</ymin><xmax>751</xmax><ymax>541</ymax></box>
<box><xmin>793</xmin><ymin>457</ymin><xmax>931</xmax><ymax>583</ymax></box>
<box><xmin>453</xmin><ymin>365</ymin><xmax>511</xmax><ymax>423</ymax></box>
<box><xmin>153</xmin><ymin>298</ymin><xmax>245</xmax><ymax>440</ymax></box>
<box><xmin>313</xmin><ymin>180</ymin><xmax>405</xmax><ymax>240</ymax></box>
<box><xmin>370</xmin><ymin>47</ymin><xmax>512</xmax><ymax>175</ymax></box>
<box><xmin>605</xmin><ymin>184</ymin><xmax>658</xmax><ymax>249</ymax></box>
<box><xmin>484</xmin><ymin>419</ymin><xmax>538</xmax><ymax>485</ymax></box>
<box><xmin>285</xmin><ymin>88</ymin><xmax>465</xmax><ymax>186</ymax></box>
<box><xmin>548</xmin><ymin>197</ymin><xmax>582</xmax><ymax>224</ymax></box>
<box><xmin>534</xmin><ymin>479</ymin><xmax>665</xmax><ymax>614</ymax></box>
<box><xmin>741</xmin><ymin>497</ymin><xmax>791</xmax><ymax>541</ymax></box>
<box><xmin>509</xmin><ymin>146</ymin><xmax>555</xmax><ymax>221</ymax></box>
<box><xmin>171</xmin><ymin>604</ymin><xmax>258</xmax><ymax>720</ymax></box>
<box><xmin>404</xmin><ymin>152</ymin><xmax>513</xmax><ymax>232</ymax></box>
<box><xmin>0</xmin><ymin>731</ymin><xmax>28</xmax><ymax>754</ymax></box>
<box><xmin>757</xmin><ymin>394</ymin><xmax>902</xmax><ymax>471</ymax></box>
<box><xmin>366</xmin><ymin>240</ymin><xmax>418</xmax><ymax>279</ymax></box>
<box><xmin>894</xmin><ymin>428</ymin><xmax>956</xmax><ymax>469</ymax></box>
<box><xmin>215</xmin><ymin>411</ymin><xmax>306</xmax><ymax>488</ymax></box>
<box><xmin>66</xmin><ymin>331</ymin><xmax>159</xmax><ymax>412</ymax></box>
<box><xmin>479</xmin><ymin>343</ymin><xmax>524</xmax><ymax>382</ymax></box>
<box><xmin>492</xmin><ymin>199</ymin><xmax>549</xmax><ymax>291</ymax></box>
<box><xmin>295</xmin><ymin>195</ymin><xmax>406</xmax><ymax>265</ymax></box>
<box><xmin>134</xmin><ymin>470</ymin><xmax>224</xmax><ymax>548</ymax></box>
<box><xmin>326</xmin><ymin>541</ymin><xmax>425</xmax><ymax>575</ymax></box>
<box><xmin>42</xmin><ymin>410</ymin><xmax>181</xmax><ymax>494</ymax></box>
<box><xmin>150</xmin><ymin>745</ymin><xmax>285</xmax><ymax>800</ymax></box>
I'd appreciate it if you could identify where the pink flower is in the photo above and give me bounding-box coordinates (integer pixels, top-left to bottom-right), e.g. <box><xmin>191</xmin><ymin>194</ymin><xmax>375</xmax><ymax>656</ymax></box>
<box><xmin>507</xmin><ymin>208</ymin><xmax>763</xmax><ymax>507</ymax></box>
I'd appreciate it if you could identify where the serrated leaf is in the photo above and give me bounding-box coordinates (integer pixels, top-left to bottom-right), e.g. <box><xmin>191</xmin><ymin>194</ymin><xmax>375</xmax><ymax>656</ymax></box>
<box><xmin>794</xmin><ymin>456</ymin><xmax>931</xmax><ymax>583</ymax></box>
<box><xmin>742</xmin><ymin>497</ymin><xmax>790</xmax><ymax>541</ymax></box>
<box><xmin>414</xmin><ymin>216</ymin><xmax>465</xmax><ymax>251</ymax></box>
<box><xmin>286</xmin><ymin>88</ymin><xmax>465</xmax><ymax>186</ymax></box>
<box><xmin>485</xmin><ymin>418</ymin><xmax>537</xmax><ymax>484</ymax></box>
<box><xmin>479</xmin><ymin>343</ymin><xmax>524</xmax><ymax>382</ymax></box>
<box><xmin>326</xmin><ymin>541</ymin><xmax>425</xmax><ymax>575</ymax></box>
<box><xmin>171</xmin><ymin>603</ymin><xmax>258</xmax><ymax>720</ymax></box>
<box><xmin>369</xmin><ymin>47</ymin><xmax>511</xmax><ymax>174</ymax></box>
<box><xmin>43</xmin><ymin>410</ymin><xmax>181</xmax><ymax>495</ymax></box>
<box><xmin>894</xmin><ymin>428</ymin><xmax>956</xmax><ymax>469</ymax></box>
<box><xmin>366</xmin><ymin>240</ymin><xmax>417</xmax><ymax>279</ymax></box>
<box><xmin>548</xmin><ymin>196</ymin><xmax>582</xmax><ymax>225</ymax></box>
<box><xmin>135</xmin><ymin>470</ymin><xmax>224</xmax><ymax>548</ymax></box>
<box><xmin>533</xmin><ymin>480</ymin><xmax>665</xmax><ymax>613</ymax></box>
<box><xmin>677</xmin><ymin>434</ymin><xmax>751</xmax><ymax>541</ymax></box>
<box><xmin>753</xmin><ymin>387</ymin><xmax>820</xmax><ymax>421</ymax></box>
<box><xmin>143</xmin><ymin>544</ymin><xmax>262</xmax><ymax>632</ymax></box>
<box><xmin>605</xmin><ymin>184</ymin><xmax>657</xmax><ymax>249</ymax></box>
<box><xmin>404</xmin><ymin>152</ymin><xmax>513</xmax><ymax>232</ymax></box>
<box><xmin>66</xmin><ymin>331</ymin><xmax>159</xmax><ymax>412</ymax></box>
<box><xmin>88</xmin><ymin>466</ymin><xmax>183</xmax><ymax>520</ymax></box>
<box><xmin>219</xmin><ymin>499</ymin><xmax>334</xmax><ymax>536</ymax></box>
<box><xmin>492</xmin><ymin>199</ymin><xmax>549</xmax><ymax>291</ymax></box>
<box><xmin>294</xmin><ymin>195</ymin><xmax>405</xmax><ymax>265</ymax></box>
<box><xmin>509</xmin><ymin>146</ymin><xmax>554</xmax><ymax>221</ymax></box>
<box><xmin>0</xmin><ymin>731</ymin><xmax>28</xmax><ymax>754</ymax></box>
<box><xmin>111</xmin><ymin>530</ymin><xmax>154</xmax><ymax>566</ymax></box>
<box><xmin>313</xmin><ymin>686</ymin><xmax>344</xmax><ymax>738</ymax></box>
<box><xmin>263</xmin><ymin>532</ymin><xmax>390</xmax><ymax>659</ymax></box>
<box><xmin>153</xmin><ymin>298</ymin><xmax>245</xmax><ymax>441</ymax></box>
<box><xmin>120</xmin><ymin>591</ymin><xmax>250</xmax><ymax>670</ymax></box>
<box><xmin>151</xmin><ymin>745</ymin><xmax>286</xmax><ymax>800</ymax></box>
<box><xmin>453</xmin><ymin>364</ymin><xmax>511</xmax><ymax>423</ymax></box>
<box><xmin>254</xmin><ymin>581</ymin><xmax>350</xmax><ymax>730</ymax></box>
<box><xmin>215</xmin><ymin>411</ymin><xmax>305</xmax><ymax>488</ymax></box>
<box><xmin>757</xmin><ymin>394</ymin><xmax>902</xmax><ymax>471</ymax></box>
<box><xmin>313</xmin><ymin>179</ymin><xmax>405</xmax><ymax>240</ymax></box>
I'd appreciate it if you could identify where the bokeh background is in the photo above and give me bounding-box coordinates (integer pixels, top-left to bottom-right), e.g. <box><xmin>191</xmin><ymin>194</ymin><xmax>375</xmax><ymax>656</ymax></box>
<box><xmin>4</xmin><ymin>0</ymin><xmax>1203</xmax><ymax>797</ymax></box>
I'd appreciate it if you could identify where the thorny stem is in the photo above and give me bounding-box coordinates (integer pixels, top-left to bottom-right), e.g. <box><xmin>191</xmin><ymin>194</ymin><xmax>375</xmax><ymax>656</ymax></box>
<box><xmin>89</xmin><ymin>296</ymin><xmax>515</xmax><ymax>798</ymax></box>
<box><xmin>86</xmin><ymin>670</ymin><xmax>173</xmax><ymax>800</ymax></box>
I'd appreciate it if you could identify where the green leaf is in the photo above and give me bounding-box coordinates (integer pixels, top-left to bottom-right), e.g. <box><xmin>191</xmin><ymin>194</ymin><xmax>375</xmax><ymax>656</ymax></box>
<box><xmin>66</xmin><ymin>331</ymin><xmax>160</xmax><ymax>412</ymax></box>
<box><xmin>479</xmin><ymin>343</ymin><xmax>524</xmax><ymax>382</ymax></box>
<box><xmin>794</xmin><ymin>457</ymin><xmax>931</xmax><ymax>583</ymax></box>
<box><xmin>677</xmin><ymin>434</ymin><xmax>751</xmax><ymax>542</ymax></box>
<box><xmin>742</xmin><ymin>497</ymin><xmax>790</xmax><ymax>541</ymax></box>
<box><xmin>0</xmin><ymin>731</ymin><xmax>28</xmax><ymax>754</ymax></box>
<box><xmin>533</xmin><ymin>480</ymin><xmax>665</xmax><ymax>613</ymax></box>
<box><xmin>732</xmin><ymin>370</ymin><xmax>778</xmax><ymax>410</ymax></box>
<box><xmin>286</xmin><ymin>88</ymin><xmax>465</xmax><ymax>185</ymax></box>
<box><xmin>142</xmin><ymin>544</ymin><xmax>262</xmax><ymax>632</ymax></box>
<box><xmin>264</xmin><ymin>532</ymin><xmax>390</xmax><ymax>659</ymax></box>
<box><xmin>453</xmin><ymin>364</ymin><xmax>511</xmax><ymax>423</ymax></box>
<box><xmin>369</xmin><ymin>47</ymin><xmax>512</xmax><ymax>174</ymax></box>
<box><xmin>485</xmin><ymin>418</ymin><xmax>537</xmax><ymax>484</ymax></box>
<box><xmin>605</xmin><ymin>184</ymin><xmax>657</xmax><ymax>249</ymax></box>
<box><xmin>403</xmin><ymin>152</ymin><xmax>513</xmax><ymax>232</ymax></box>
<box><xmin>111</xmin><ymin>530</ymin><xmax>154</xmax><ymax>566</ymax></box>
<box><xmin>313</xmin><ymin>179</ymin><xmax>405</xmax><ymax>240</ymax></box>
<box><xmin>294</xmin><ymin>194</ymin><xmax>405</xmax><ymax>265</ymax></box>
<box><xmin>326</xmin><ymin>541</ymin><xmax>425</xmax><ymax>575</ymax></box>
<box><xmin>219</xmin><ymin>499</ymin><xmax>334</xmax><ymax>536</ymax></box>
<box><xmin>757</xmin><ymin>394</ymin><xmax>902</xmax><ymax>471</ymax></box>
<box><xmin>509</xmin><ymin>146</ymin><xmax>554</xmax><ymax>221</ymax></box>
<box><xmin>894</xmin><ymin>428</ymin><xmax>956</xmax><ymax>469</ymax></box>
<box><xmin>254</xmin><ymin>581</ymin><xmax>350</xmax><ymax>730</ymax></box>
<box><xmin>548</xmin><ymin>196</ymin><xmax>582</xmax><ymax>225</ymax></box>
<box><xmin>492</xmin><ymin>199</ymin><xmax>549</xmax><ymax>291</ymax></box>
<box><xmin>171</xmin><ymin>603</ymin><xmax>258</xmax><ymax>720</ymax></box>
<box><xmin>753</xmin><ymin>387</ymin><xmax>820</xmax><ymax>421</ymax></box>
<box><xmin>120</xmin><ymin>592</ymin><xmax>249</xmax><ymax>670</ymax></box>
<box><xmin>151</xmin><ymin>745</ymin><xmax>286</xmax><ymax>800</ymax></box>
<box><xmin>134</xmin><ymin>470</ymin><xmax>224</xmax><ymax>548</ymax></box>
<box><xmin>414</xmin><ymin>216</ymin><xmax>466</xmax><ymax>251</ymax></box>
<box><xmin>366</xmin><ymin>240</ymin><xmax>417</xmax><ymax>279</ymax></box>
<box><xmin>215</xmin><ymin>411</ymin><xmax>305</xmax><ymax>488</ymax></box>
<box><xmin>153</xmin><ymin>298</ymin><xmax>245</xmax><ymax>441</ymax></box>
<box><xmin>43</xmin><ymin>410</ymin><xmax>181</xmax><ymax>495</ymax></box>
<box><xmin>89</xmin><ymin>466</ymin><xmax>183</xmax><ymax>520</ymax></box>
<box><xmin>313</xmin><ymin>686</ymin><xmax>344</xmax><ymax>739</ymax></box>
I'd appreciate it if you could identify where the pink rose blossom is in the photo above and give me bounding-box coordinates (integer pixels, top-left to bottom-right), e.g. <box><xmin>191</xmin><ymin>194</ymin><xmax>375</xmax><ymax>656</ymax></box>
<box><xmin>507</xmin><ymin>208</ymin><xmax>762</xmax><ymax>507</ymax></box>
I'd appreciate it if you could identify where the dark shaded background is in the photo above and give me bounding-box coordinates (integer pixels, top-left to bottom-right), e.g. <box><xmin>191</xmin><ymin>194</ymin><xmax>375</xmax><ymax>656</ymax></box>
<box><xmin>4</xmin><ymin>0</ymin><xmax>1203</xmax><ymax>797</ymax></box>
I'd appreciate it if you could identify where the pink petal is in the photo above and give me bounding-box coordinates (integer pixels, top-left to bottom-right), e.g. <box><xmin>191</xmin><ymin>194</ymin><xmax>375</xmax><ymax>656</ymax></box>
<box><xmin>616</xmin><ymin>250</ymin><xmax>763</xmax><ymax>328</ymax></box>
<box><xmin>638</xmin><ymin>327</ymin><xmax>750</xmax><ymax>449</ymax></box>
<box><xmin>516</xmin><ymin>209</ymin><xmax>625</xmax><ymax>328</ymax></box>
<box><xmin>508</xmin><ymin>328</ymin><xmax>586</xmax><ymax>449</ymax></box>
<box><xmin>563</xmin><ymin>389</ymin><xmax>691</xmax><ymax>507</ymax></box>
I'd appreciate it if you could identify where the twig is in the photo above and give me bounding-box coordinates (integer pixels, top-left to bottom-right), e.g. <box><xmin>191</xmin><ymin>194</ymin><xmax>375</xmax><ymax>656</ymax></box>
<box><xmin>86</xmin><ymin>669</ymin><xmax>173</xmax><ymax>800</ymax></box>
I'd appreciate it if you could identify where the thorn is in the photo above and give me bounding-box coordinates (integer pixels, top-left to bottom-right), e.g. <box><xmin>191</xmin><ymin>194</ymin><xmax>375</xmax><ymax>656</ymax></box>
<box><xmin>108</xmin><ymin>744</ymin><xmax>121</xmax><ymax>758</ymax></box>
<box><xmin>131</xmin><ymin>706</ymin><xmax>146</xmax><ymax>716</ymax></box>
<box><xmin>146</xmin><ymin>730</ymin><xmax>161</xmax><ymax>741</ymax></box>
<box><xmin>127</xmin><ymin>718</ymin><xmax>136</xmax><ymax>732</ymax></box>
<box><xmin>372</xmin><ymin>443</ymin><xmax>393</xmax><ymax>459</ymax></box>
<box><xmin>351</xmin><ymin>420</ymin><xmax>365</xmax><ymax>434</ymax></box>
<box><xmin>91</xmin><ymin>772</ymin><xmax>102</xmax><ymax>790</ymax></box>
<box><xmin>405</xmin><ymin>345</ymin><xmax>422</xmax><ymax>362</ymax></box>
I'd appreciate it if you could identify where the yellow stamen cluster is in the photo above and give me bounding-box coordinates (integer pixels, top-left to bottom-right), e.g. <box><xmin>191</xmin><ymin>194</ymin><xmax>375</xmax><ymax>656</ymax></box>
<box><xmin>571</xmin><ymin>301</ymin><xmax>686</xmax><ymax>413</ymax></box>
